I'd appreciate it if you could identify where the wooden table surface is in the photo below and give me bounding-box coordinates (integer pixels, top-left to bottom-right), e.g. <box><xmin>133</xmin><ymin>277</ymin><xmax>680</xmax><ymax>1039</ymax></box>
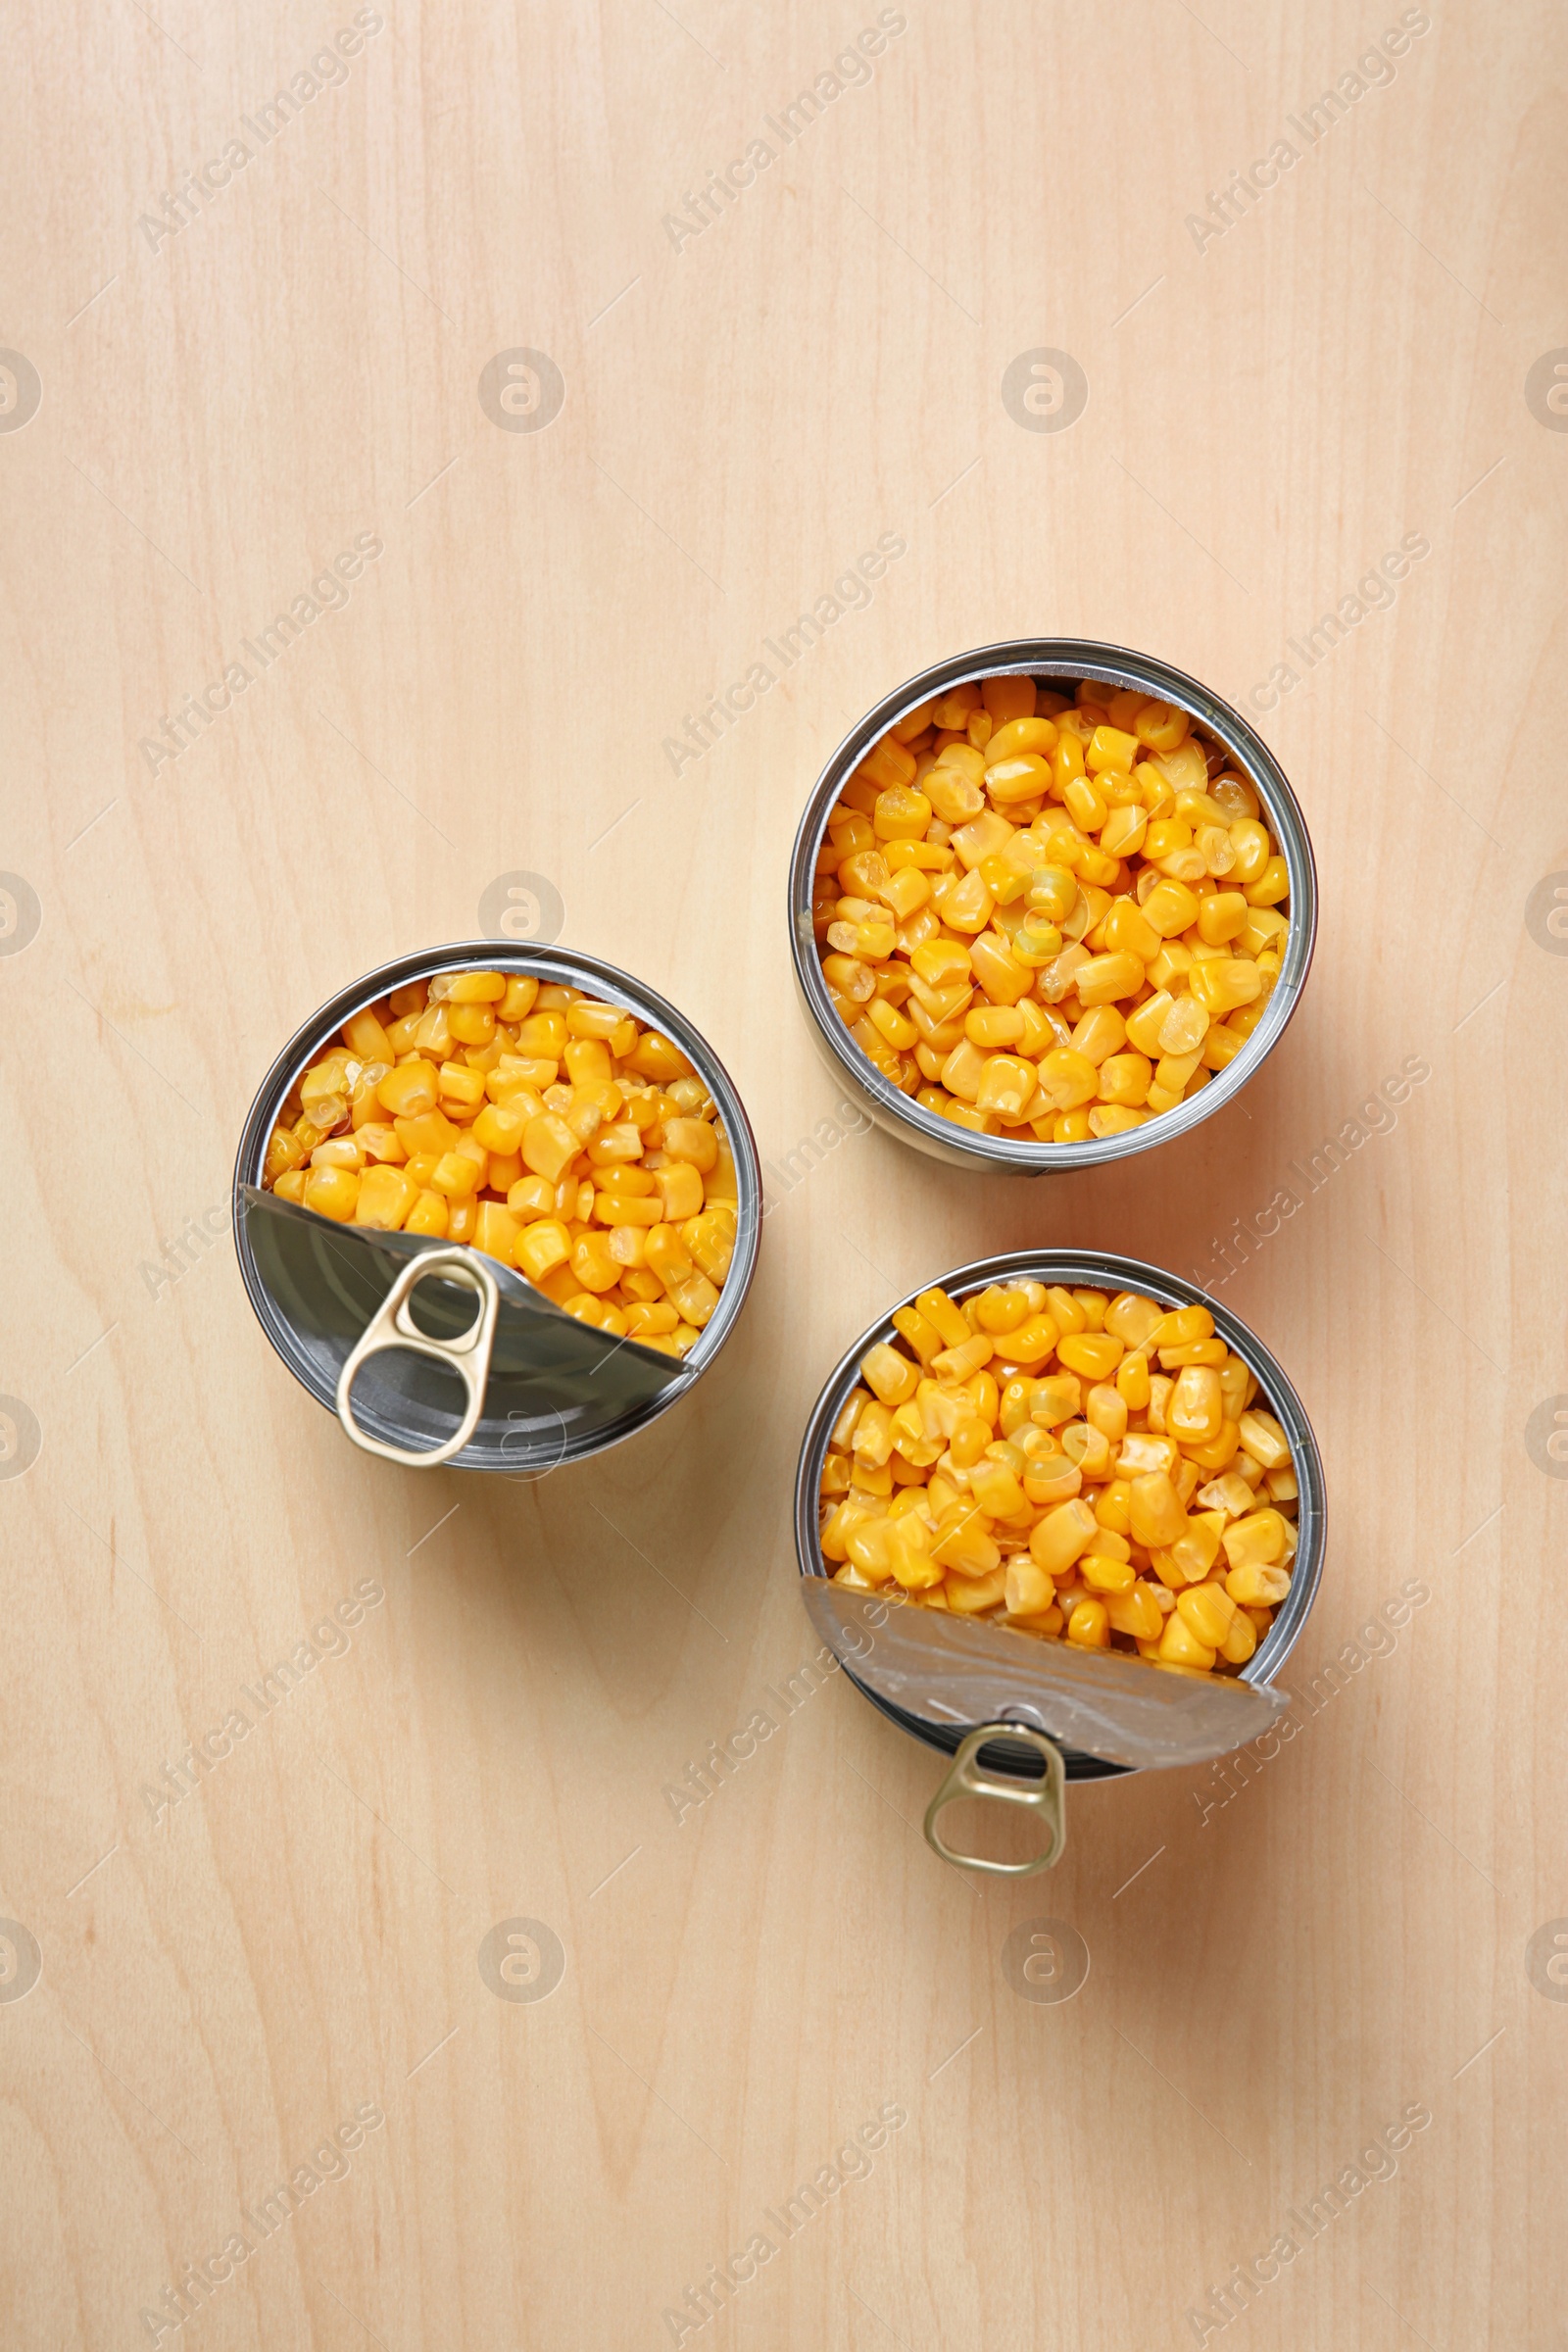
<box><xmin>3</xmin><ymin>2</ymin><xmax>1565</xmax><ymax>2345</ymax></box>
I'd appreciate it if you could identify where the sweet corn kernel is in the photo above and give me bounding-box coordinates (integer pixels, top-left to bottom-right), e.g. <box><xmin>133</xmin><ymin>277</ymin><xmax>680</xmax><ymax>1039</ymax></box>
<box><xmin>303</xmin><ymin>1166</ymin><xmax>360</xmax><ymax>1222</ymax></box>
<box><xmin>354</xmin><ymin>1165</ymin><xmax>419</xmax><ymax>1230</ymax></box>
<box><xmin>261</xmin><ymin>970</ymin><xmax>737</xmax><ymax>1357</ymax></box>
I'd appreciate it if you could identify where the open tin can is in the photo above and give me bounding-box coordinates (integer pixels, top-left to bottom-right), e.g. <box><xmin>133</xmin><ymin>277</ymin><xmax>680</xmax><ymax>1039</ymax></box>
<box><xmin>788</xmin><ymin>638</ymin><xmax>1317</xmax><ymax>1174</ymax></box>
<box><xmin>794</xmin><ymin>1249</ymin><xmax>1325</xmax><ymax>1874</ymax></box>
<box><xmin>234</xmin><ymin>943</ymin><xmax>760</xmax><ymax>1474</ymax></box>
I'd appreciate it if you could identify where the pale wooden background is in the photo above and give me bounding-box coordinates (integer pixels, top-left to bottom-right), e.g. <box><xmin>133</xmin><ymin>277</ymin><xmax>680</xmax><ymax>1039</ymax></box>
<box><xmin>2</xmin><ymin>2</ymin><xmax>1565</xmax><ymax>2345</ymax></box>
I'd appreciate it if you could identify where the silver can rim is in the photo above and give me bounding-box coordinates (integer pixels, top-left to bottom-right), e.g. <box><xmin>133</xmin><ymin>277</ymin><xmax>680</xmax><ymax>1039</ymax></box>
<box><xmin>787</xmin><ymin>636</ymin><xmax>1317</xmax><ymax>1174</ymax></box>
<box><xmin>232</xmin><ymin>940</ymin><xmax>762</xmax><ymax>1471</ymax></box>
<box><xmin>793</xmin><ymin>1246</ymin><xmax>1326</xmax><ymax>1778</ymax></box>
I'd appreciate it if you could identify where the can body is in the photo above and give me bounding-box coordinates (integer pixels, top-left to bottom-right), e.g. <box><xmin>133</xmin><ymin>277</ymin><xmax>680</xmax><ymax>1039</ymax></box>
<box><xmin>789</xmin><ymin>638</ymin><xmax>1317</xmax><ymax>1174</ymax></box>
<box><xmin>794</xmin><ymin>1250</ymin><xmax>1325</xmax><ymax>1783</ymax></box>
<box><xmin>235</xmin><ymin>942</ymin><xmax>760</xmax><ymax>1472</ymax></box>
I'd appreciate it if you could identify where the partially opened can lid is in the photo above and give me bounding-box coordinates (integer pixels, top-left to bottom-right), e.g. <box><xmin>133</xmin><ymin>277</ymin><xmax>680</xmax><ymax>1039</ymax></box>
<box><xmin>801</xmin><ymin>1580</ymin><xmax>1290</xmax><ymax>1771</ymax></box>
<box><xmin>240</xmin><ymin>1185</ymin><xmax>690</xmax><ymax>1471</ymax></box>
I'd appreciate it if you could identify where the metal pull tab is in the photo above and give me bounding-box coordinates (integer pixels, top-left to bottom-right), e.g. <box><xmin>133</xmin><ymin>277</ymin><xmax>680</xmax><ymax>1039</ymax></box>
<box><xmin>923</xmin><ymin>1724</ymin><xmax>1067</xmax><ymax>1878</ymax></box>
<box><xmin>336</xmin><ymin>1248</ymin><xmax>500</xmax><ymax>1467</ymax></box>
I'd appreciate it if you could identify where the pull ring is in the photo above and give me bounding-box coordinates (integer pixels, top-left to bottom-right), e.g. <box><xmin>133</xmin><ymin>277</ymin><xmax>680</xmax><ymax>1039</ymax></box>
<box><xmin>336</xmin><ymin>1249</ymin><xmax>500</xmax><ymax>1467</ymax></box>
<box><xmin>923</xmin><ymin>1724</ymin><xmax>1067</xmax><ymax>1878</ymax></box>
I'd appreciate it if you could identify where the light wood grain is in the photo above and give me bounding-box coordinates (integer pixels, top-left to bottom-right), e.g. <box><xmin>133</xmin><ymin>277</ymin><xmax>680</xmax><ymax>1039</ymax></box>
<box><xmin>2</xmin><ymin>1</ymin><xmax>1565</xmax><ymax>2345</ymax></box>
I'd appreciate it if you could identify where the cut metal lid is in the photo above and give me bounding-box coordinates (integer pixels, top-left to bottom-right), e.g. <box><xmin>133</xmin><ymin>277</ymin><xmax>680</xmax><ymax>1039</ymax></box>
<box><xmin>240</xmin><ymin>1185</ymin><xmax>690</xmax><ymax>1472</ymax></box>
<box><xmin>800</xmin><ymin>1579</ymin><xmax>1290</xmax><ymax>1771</ymax></box>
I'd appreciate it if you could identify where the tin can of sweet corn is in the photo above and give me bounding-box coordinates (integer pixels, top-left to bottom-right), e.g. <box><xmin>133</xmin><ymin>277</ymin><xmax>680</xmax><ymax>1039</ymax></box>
<box><xmin>787</xmin><ymin>638</ymin><xmax>1317</xmax><ymax>1174</ymax></box>
<box><xmin>234</xmin><ymin>942</ymin><xmax>760</xmax><ymax>1474</ymax></box>
<box><xmin>794</xmin><ymin>1249</ymin><xmax>1324</xmax><ymax>1875</ymax></box>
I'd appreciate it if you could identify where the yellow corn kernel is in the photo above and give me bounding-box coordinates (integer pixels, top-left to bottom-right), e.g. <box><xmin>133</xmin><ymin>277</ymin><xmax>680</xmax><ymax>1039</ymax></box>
<box><xmin>341</xmin><ymin>1006</ymin><xmax>394</xmax><ymax>1063</ymax></box>
<box><xmin>1225</xmin><ymin>1560</ymin><xmax>1292</xmax><ymax>1606</ymax></box>
<box><xmin>353</xmin><ymin>1165</ymin><xmax>419</xmax><ymax>1230</ymax></box>
<box><xmin>518</xmin><ymin>1111</ymin><xmax>578</xmax><ymax>1184</ymax></box>
<box><xmin>999</xmin><ymin>1315</ymin><xmax>1057</xmax><ymax>1371</ymax></box>
<box><xmin>1085</xmin><ymin>1105</ymin><xmax>1147</xmax><ymax>1137</ymax></box>
<box><xmin>862</xmin><ymin>1343</ymin><xmax>919</xmax><ymax>1407</ymax></box>
<box><xmin>929</xmin><ymin>1504</ymin><xmax>1000</xmax><ymax>1578</ymax></box>
<box><xmin>1222</xmin><ymin>1509</ymin><xmax>1287</xmax><ymax>1570</ymax></box>
<box><xmin>1102</xmin><ymin>1298</ymin><xmax>1159</xmax><ymax>1354</ymax></box>
<box><xmin>1120</xmin><ymin>993</ymin><xmax>1170</xmax><ymax>1056</ymax></box>
<box><xmin>1243</xmin><ymin>855</ymin><xmax>1290</xmax><ymax>906</ymax></box>
<box><xmin>645</xmin><ymin>1221</ymin><xmax>696</xmax><ymax>1285</ymax></box>
<box><xmin>376</xmin><ymin>1060</ymin><xmax>439</xmax><ymax>1120</ymax></box>
<box><xmin>464</xmin><ymin>1203</ymin><xmax>516</xmax><ymax>1264</ymax></box>
<box><xmin>272</xmin><ymin>1170</ymin><xmax>308</xmax><ymax>1204</ymax></box>
<box><xmin>310</xmin><ymin>1136</ymin><xmax>363</xmax><ymax>1171</ymax></box>
<box><xmin>662</xmin><ymin>1268</ymin><xmax>717</xmax><ymax>1326</ymax></box>
<box><xmin>502</xmin><ymin>1176</ymin><xmax>552</xmax><ymax>1223</ymax></box>
<box><xmin>1080</xmin><ymin>1551</ymin><xmax>1136</xmax><ymax>1594</ymax></box>
<box><xmin>1100</xmin><ymin>805</ymin><xmax>1148</xmax><ymax>860</ymax></box>
<box><xmin>932</xmin><ymin>1333</ymin><xmax>994</xmax><ymax>1385</ymax></box>
<box><xmin>602</xmin><ymin>1222</ymin><xmax>646</xmax><ymax>1266</ymax></box>
<box><xmin>1086</xmin><ymin>722</ymin><xmax>1139</xmax><ymax>775</ymax></box>
<box><xmin>986</xmin><ymin>716</ymin><xmax>1057</xmax><ymax>764</ymax></box>
<box><xmin>972</xmin><ymin>1054</ymin><xmax>1034</xmax><ymax>1120</ymax></box>
<box><xmin>969</xmin><ymin>1457</ymin><xmax>1026</xmax><ymax>1517</ymax></box>
<box><xmin>1096</xmin><ymin>1052</ymin><xmax>1152</xmax><ymax>1108</ymax></box>
<box><xmin>1105</xmin><ymin>1582</ymin><xmax>1164</xmax><ymax>1642</ymax></box>
<box><xmin>962</xmin><ymin>1004</ymin><xmax>1022</xmax><ymax>1052</ymax></box>
<box><xmin>403</xmin><ymin>1188</ymin><xmax>448</xmax><ymax>1238</ymax></box>
<box><xmin>1176</xmin><ymin>1581</ymin><xmax>1236</xmax><ymax>1648</ymax></box>
<box><xmin>1032</xmin><ymin>1048</ymin><xmax>1095</xmax><ymax>1112</ymax></box>
<box><xmin>1217</xmin><ymin>1607</ymin><xmax>1257</xmax><ymax>1664</ymax></box>
<box><xmin>1029</xmin><ymin>1497</ymin><xmax>1098</xmax><ymax>1575</ymax></box>
<box><xmin>513</xmin><ymin>1217</ymin><xmax>570</xmax><ymax>1279</ymax></box>
<box><xmin>1004</xmin><ymin>1557</ymin><xmax>1056</xmax><ymax>1618</ymax></box>
<box><xmin>1169</xmin><ymin>1511</ymin><xmax>1226</xmax><ymax>1585</ymax></box>
<box><xmin>1188</xmin><ymin>957</ymin><xmax>1261</xmax><ymax>1017</ymax></box>
<box><xmin>652</xmin><ymin>1163</ymin><xmax>704</xmax><ymax>1223</ymax></box>
<box><xmin>496</xmin><ymin>976</ymin><xmax>538</xmax><ymax>1023</ymax></box>
<box><xmin>1075</xmin><ymin>951</ymin><xmax>1146</xmax><ymax>1005</ymax></box>
<box><xmin>683</xmin><ymin>1210</ymin><xmax>735</xmax><ymax>1282</ymax></box>
<box><xmin>1053</xmin><ymin>1331</ymin><xmax>1121</xmax><ymax>1382</ymax></box>
<box><xmin>303</xmin><ymin>1166</ymin><xmax>360</xmax><ymax>1222</ymax></box>
<box><xmin>1145</xmin><ymin>1306</ymin><xmax>1208</xmax><ymax>1351</ymax></box>
<box><xmin>915</xmin><ymin>1287</ymin><xmax>972</xmax><ymax>1350</ymax></box>
<box><xmin>449</xmin><ymin>1002</ymin><xmax>498</xmax><ymax>1049</ymax></box>
<box><xmin>1064</xmin><ymin>1595</ymin><xmax>1110</xmax><ymax>1647</ymax></box>
<box><xmin>423</xmin><ymin>1153</ymin><xmax>478</xmax><ymax>1204</ymax></box>
<box><xmin>1167</xmin><ymin>1364</ymin><xmax>1225</xmax><ymax>1446</ymax></box>
<box><xmin>1197</xmin><ymin>890</ymin><xmax>1248</xmax><ymax>945</ymax></box>
<box><xmin>1142</xmin><ymin>878</ymin><xmax>1200</xmax><ymax>938</ymax></box>
<box><xmin>1067</xmin><ymin>1005</ymin><xmax>1125</xmax><ymax>1067</ymax></box>
<box><xmin>1085</xmin><ymin>1384</ymin><xmax>1129</xmax><ymax>1446</ymax></box>
<box><xmin>565</xmin><ymin>1232</ymin><xmax>617</xmax><ymax>1296</ymax></box>
<box><xmin>433</xmin><ymin>969</ymin><xmax>506</xmax><ymax>1004</ymax></box>
<box><xmin>1130</xmin><ymin>698</ymin><xmax>1188</xmax><ymax>752</ymax></box>
<box><xmin>964</xmin><ymin>1288</ymin><xmax>1024</xmax><ymax>1341</ymax></box>
<box><xmin>657</xmin><ymin>1116</ymin><xmax>715</xmax><ymax>1173</ymax></box>
<box><xmin>1156</xmin><ymin>1612</ymin><xmax>1215</xmax><ymax>1670</ymax></box>
<box><xmin>1128</xmin><ymin>1473</ymin><xmax>1186</xmax><ymax>1549</ymax></box>
<box><xmin>413</xmin><ymin>1004</ymin><xmax>455</xmax><ymax>1061</ymax></box>
<box><xmin>468</xmin><ymin>1101</ymin><xmax>525</xmax><ymax>1157</ymax></box>
<box><xmin>624</xmin><ymin>1301</ymin><xmax>678</xmax><ymax>1341</ymax></box>
<box><xmin>1237</xmin><ymin>1408</ymin><xmax>1292</xmax><ymax>1469</ymax></box>
<box><xmin>512</xmin><ymin>1011</ymin><xmax>565</xmax><ymax>1060</ymax></box>
<box><xmin>988</xmin><ymin>754</ymin><xmax>1054</xmax><ymax>808</ymax></box>
<box><xmin>1102</xmin><ymin>897</ymin><xmax>1162</xmax><ymax>961</ymax></box>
